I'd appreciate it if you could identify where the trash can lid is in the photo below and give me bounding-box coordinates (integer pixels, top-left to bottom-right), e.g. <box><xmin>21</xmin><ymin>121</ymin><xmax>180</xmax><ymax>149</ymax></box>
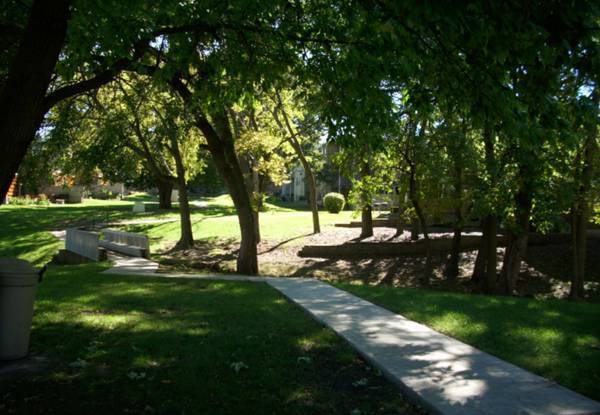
<box><xmin>0</xmin><ymin>258</ymin><xmax>38</xmax><ymax>275</ymax></box>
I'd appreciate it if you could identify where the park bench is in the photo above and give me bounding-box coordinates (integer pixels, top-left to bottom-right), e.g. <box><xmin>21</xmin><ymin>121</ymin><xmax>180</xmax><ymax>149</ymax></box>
<box><xmin>98</xmin><ymin>229</ymin><xmax>150</xmax><ymax>259</ymax></box>
<box><xmin>372</xmin><ymin>201</ymin><xmax>389</xmax><ymax>211</ymax></box>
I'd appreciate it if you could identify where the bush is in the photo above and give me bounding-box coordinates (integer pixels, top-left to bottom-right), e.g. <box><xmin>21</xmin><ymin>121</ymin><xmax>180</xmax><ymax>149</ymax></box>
<box><xmin>7</xmin><ymin>195</ymin><xmax>49</xmax><ymax>206</ymax></box>
<box><xmin>92</xmin><ymin>188</ymin><xmax>118</xmax><ymax>200</ymax></box>
<box><xmin>7</xmin><ymin>196</ymin><xmax>33</xmax><ymax>205</ymax></box>
<box><xmin>323</xmin><ymin>192</ymin><xmax>345</xmax><ymax>213</ymax></box>
<box><xmin>36</xmin><ymin>194</ymin><xmax>50</xmax><ymax>206</ymax></box>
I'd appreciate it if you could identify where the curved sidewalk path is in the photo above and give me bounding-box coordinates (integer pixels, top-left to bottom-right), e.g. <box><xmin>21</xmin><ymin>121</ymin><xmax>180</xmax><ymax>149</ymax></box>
<box><xmin>102</xmin><ymin>257</ymin><xmax>600</xmax><ymax>415</ymax></box>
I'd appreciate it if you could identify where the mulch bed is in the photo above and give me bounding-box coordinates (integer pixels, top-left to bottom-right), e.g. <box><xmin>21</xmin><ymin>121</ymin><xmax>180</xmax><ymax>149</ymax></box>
<box><xmin>157</xmin><ymin>227</ymin><xmax>600</xmax><ymax>300</ymax></box>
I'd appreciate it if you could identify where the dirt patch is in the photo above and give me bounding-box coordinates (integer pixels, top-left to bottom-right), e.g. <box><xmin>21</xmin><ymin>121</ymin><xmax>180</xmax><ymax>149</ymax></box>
<box><xmin>157</xmin><ymin>227</ymin><xmax>600</xmax><ymax>300</ymax></box>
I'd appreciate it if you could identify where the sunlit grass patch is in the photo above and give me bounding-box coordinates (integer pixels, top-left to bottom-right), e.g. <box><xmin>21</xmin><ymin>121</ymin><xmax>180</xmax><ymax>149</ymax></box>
<box><xmin>0</xmin><ymin>265</ymin><xmax>421</xmax><ymax>414</ymax></box>
<box><xmin>336</xmin><ymin>283</ymin><xmax>600</xmax><ymax>400</ymax></box>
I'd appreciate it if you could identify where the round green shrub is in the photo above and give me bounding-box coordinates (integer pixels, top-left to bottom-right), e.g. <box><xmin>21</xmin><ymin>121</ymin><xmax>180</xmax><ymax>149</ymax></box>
<box><xmin>323</xmin><ymin>192</ymin><xmax>345</xmax><ymax>213</ymax></box>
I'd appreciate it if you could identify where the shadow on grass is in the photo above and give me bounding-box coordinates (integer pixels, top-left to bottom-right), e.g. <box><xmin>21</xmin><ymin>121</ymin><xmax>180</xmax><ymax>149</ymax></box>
<box><xmin>0</xmin><ymin>203</ymin><xmax>183</xmax><ymax>264</ymax></box>
<box><xmin>122</xmin><ymin>193</ymin><xmax>156</xmax><ymax>202</ymax></box>
<box><xmin>158</xmin><ymin>237</ymin><xmax>240</xmax><ymax>272</ymax></box>
<box><xmin>1</xmin><ymin>264</ymin><xmax>419</xmax><ymax>414</ymax></box>
<box><xmin>337</xmin><ymin>282</ymin><xmax>600</xmax><ymax>401</ymax></box>
<box><xmin>259</xmin><ymin>233</ymin><xmax>313</xmax><ymax>255</ymax></box>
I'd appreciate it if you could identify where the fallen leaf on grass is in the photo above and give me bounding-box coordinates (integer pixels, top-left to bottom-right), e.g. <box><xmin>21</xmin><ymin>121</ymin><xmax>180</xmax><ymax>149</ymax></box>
<box><xmin>127</xmin><ymin>371</ymin><xmax>147</xmax><ymax>380</ymax></box>
<box><xmin>352</xmin><ymin>378</ymin><xmax>368</xmax><ymax>387</ymax></box>
<box><xmin>229</xmin><ymin>361</ymin><xmax>248</xmax><ymax>373</ymax></box>
<box><xmin>69</xmin><ymin>359</ymin><xmax>89</xmax><ymax>369</ymax></box>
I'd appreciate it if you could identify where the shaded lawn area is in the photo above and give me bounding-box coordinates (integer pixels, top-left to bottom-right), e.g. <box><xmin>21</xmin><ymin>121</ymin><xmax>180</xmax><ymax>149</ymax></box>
<box><xmin>1</xmin><ymin>264</ymin><xmax>421</xmax><ymax>415</ymax></box>
<box><xmin>336</xmin><ymin>283</ymin><xmax>600</xmax><ymax>401</ymax></box>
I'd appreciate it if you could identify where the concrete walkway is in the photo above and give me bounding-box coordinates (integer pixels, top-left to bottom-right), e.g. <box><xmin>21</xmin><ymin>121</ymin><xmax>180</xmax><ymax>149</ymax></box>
<box><xmin>99</xmin><ymin>217</ymin><xmax>179</xmax><ymax>226</ymax></box>
<box><xmin>102</xmin><ymin>254</ymin><xmax>159</xmax><ymax>274</ymax></box>
<box><xmin>102</xmin><ymin>257</ymin><xmax>600</xmax><ymax>415</ymax></box>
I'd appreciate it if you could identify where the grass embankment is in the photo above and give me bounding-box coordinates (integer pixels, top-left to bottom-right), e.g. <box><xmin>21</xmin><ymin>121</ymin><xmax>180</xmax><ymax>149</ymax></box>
<box><xmin>337</xmin><ymin>283</ymin><xmax>600</xmax><ymax>401</ymax></box>
<box><xmin>2</xmin><ymin>265</ymin><xmax>419</xmax><ymax>414</ymax></box>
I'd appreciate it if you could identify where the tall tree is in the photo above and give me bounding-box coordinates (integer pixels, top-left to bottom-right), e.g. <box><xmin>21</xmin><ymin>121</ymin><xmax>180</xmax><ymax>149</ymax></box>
<box><xmin>0</xmin><ymin>0</ymin><xmax>70</xmax><ymax>199</ymax></box>
<box><xmin>569</xmin><ymin>89</ymin><xmax>598</xmax><ymax>298</ymax></box>
<box><xmin>272</xmin><ymin>90</ymin><xmax>322</xmax><ymax>234</ymax></box>
<box><xmin>443</xmin><ymin>115</ymin><xmax>468</xmax><ymax>280</ymax></box>
<box><xmin>48</xmin><ymin>76</ymin><xmax>203</xmax><ymax>249</ymax></box>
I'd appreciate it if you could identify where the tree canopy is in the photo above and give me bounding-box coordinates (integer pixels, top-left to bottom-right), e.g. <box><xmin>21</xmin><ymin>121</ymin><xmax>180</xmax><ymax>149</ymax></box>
<box><xmin>1</xmin><ymin>0</ymin><xmax>598</xmax><ymax>292</ymax></box>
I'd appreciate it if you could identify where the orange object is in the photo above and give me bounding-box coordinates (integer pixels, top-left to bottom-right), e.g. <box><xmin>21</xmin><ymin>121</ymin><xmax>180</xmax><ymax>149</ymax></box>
<box><xmin>7</xmin><ymin>175</ymin><xmax>18</xmax><ymax>197</ymax></box>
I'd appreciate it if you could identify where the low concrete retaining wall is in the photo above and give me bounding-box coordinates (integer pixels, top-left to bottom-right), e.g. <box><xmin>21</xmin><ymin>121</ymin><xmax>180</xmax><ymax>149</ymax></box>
<box><xmin>298</xmin><ymin>233</ymin><xmax>572</xmax><ymax>258</ymax></box>
<box><xmin>65</xmin><ymin>229</ymin><xmax>101</xmax><ymax>261</ymax></box>
<box><xmin>335</xmin><ymin>219</ymin><xmax>395</xmax><ymax>228</ymax></box>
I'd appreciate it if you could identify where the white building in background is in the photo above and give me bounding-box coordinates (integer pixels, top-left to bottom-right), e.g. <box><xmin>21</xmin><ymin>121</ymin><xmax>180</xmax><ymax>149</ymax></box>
<box><xmin>278</xmin><ymin>142</ymin><xmax>351</xmax><ymax>203</ymax></box>
<box><xmin>293</xmin><ymin>166</ymin><xmax>306</xmax><ymax>201</ymax></box>
<box><xmin>280</xmin><ymin>165</ymin><xmax>305</xmax><ymax>202</ymax></box>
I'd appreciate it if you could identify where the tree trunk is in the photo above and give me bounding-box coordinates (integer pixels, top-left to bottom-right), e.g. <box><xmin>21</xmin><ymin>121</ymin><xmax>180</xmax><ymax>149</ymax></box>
<box><xmin>570</xmin><ymin>205</ymin><xmax>587</xmax><ymax>298</ymax></box>
<box><xmin>499</xmin><ymin>189</ymin><xmax>531</xmax><ymax>295</ymax></box>
<box><xmin>570</xmin><ymin>91</ymin><xmax>597</xmax><ymax>298</ymax></box>
<box><xmin>482</xmin><ymin>214</ymin><xmax>498</xmax><ymax>293</ymax></box>
<box><xmin>445</xmin><ymin>153</ymin><xmax>463</xmax><ymax>280</ymax></box>
<box><xmin>360</xmin><ymin>159</ymin><xmax>373</xmax><ymax>238</ymax></box>
<box><xmin>361</xmin><ymin>205</ymin><xmax>374</xmax><ymax>238</ymax></box>
<box><xmin>239</xmin><ymin>155</ymin><xmax>261</xmax><ymax>244</ymax></box>
<box><xmin>471</xmin><ymin>121</ymin><xmax>498</xmax><ymax>293</ymax></box>
<box><xmin>169</xmin><ymin>136</ymin><xmax>194</xmax><ymax>249</ymax></box>
<box><xmin>274</xmin><ymin>94</ymin><xmax>320</xmax><ymax>234</ymax></box>
<box><xmin>414</xmin><ymin>208</ymin><xmax>432</xmax><ymax>284</ymax></box>
<box><xmin>251</xmin><ymin>168</ymin><xmax>261</xmax><ymax>244</ymax></box>
<box><xmin>395</xmin><ymin>208</ymin><xmax>405</xmax><ymax>237</ymax></box>
<box><xmin>291</xmin><ymin>137</ymin><xmax>321</xmax><ymax>234</ymax></box>
<box><xmin>0</xmin><ymin>0</ymin><xmax>70</xmax><ymax>202</ymax></box>
<box><xmin>171</xmin><ymin>78</ymin><xmax>258</xmax><ymax>275</ymax></box>
<box><xmin>307</xmin><ymin>168</ymin><xmax>321</xmax><ymax>234</ymax></box>
<box><xmin>471</xmin><ymin>225</ymin><xmax>487</xmax><ymax>285</ymax></box>
<box><xmin>157</xmin><ymin>179</ymin><xmax>173</xmax><ymax>209</ymax></box>
<box><xmin>408</xmin><ymin>167</ymin><xmax>432</xmax><ymax>284</ymax></box>
<box><xmin>175</xmin><ymin>175</ymin><xmax>194</xmax><ymax>249</ymax></box>
<box><xmin>471</xmin><ymin>215</ymin><xmax>498</xmax><ymax>293</ymax></box>
<box><xmin>410</xmin><ymin>217</ymin><xmax>420</xmax><ymax>240</ymax></box>
<box><xmin>445</xmin><ymin>224</ymin><xmax>461</xmax><ymax>280</ymax></box>
<box><xmin>198</xmin><ymin>111</ymin><xmax>258</xmax><ymax>275</ymax></box>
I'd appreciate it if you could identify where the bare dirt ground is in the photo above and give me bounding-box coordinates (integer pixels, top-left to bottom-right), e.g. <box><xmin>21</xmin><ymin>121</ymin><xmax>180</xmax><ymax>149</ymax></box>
<box><xmin>158</xmin><ymin>227</ymin><xmax>600</xmax><ymax>300</ymax></box>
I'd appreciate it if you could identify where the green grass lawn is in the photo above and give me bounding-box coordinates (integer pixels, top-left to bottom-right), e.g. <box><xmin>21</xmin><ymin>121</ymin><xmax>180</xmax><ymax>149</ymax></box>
<box><xmin>118</xmin><ymin>193</ymin><xmax>355</xmax><ymax>250</ymax></box>
<box><xmin>0</xmin><ymin>199</ymin><xmax>170</xmax><ymax>265</ymax></box>
<box><xmin>336</xmin><ymin>283</ymin><xmax>600</xmax><ymax>401</ymax></box>
<box><xmin>2</xmin><ymin>197</ymin><xmax>599</xmax><ymax>404</ymax></box>
<box><xmin>0</xmin><ymin>195</ymin><xmax>354</xmax><ymax>261</ymax></box>
<box><xmin>127</xmin><ymin>209</ymin><xmax>354</xmax><ymax>251</ymax></box>
<box><xmin>1</xmin><ymin>264</ymin><xmax>419</xmax><ymax>414</ymax></box>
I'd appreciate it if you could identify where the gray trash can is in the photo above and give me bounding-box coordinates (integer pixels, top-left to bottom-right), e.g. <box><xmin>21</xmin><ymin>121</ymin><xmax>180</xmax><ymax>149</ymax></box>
<box><xmin>0</xmin><ymin>258</ymin><xmax>45</xmax><ymax>360</ymax></box>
